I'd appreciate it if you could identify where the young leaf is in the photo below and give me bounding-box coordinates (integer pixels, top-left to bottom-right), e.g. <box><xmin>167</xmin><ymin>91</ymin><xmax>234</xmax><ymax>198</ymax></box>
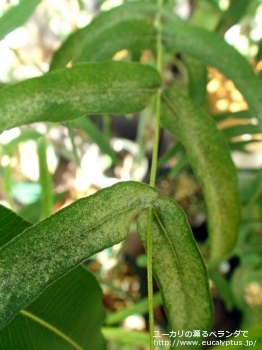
<box><xmin>0</xmin><ymin>0</ymin><xmax>41</xmax><ymax>41</ymax></box>
<box><xmin>138</xmin><ymin>197</ymin><xmax>213</xmax><ymax>348</ymax></box>
<box><xmin>161</xmin><ymin>88</ymin><xmax>241</xmax><ymax>263</ymax></box>
<box><xmin>0</xmin><ymin>181</ymin><xmax>158</xmax><ymax>329</ymax></box>
<box><xmin>0</xmin><ymin>61</ymin><xmax>161</xmax><ymax>132</ymax></box>
<box><xmin>162</xmin><ymin>12</ymin><xmax>262</xmax><ymax>130</ymax></box>
<box><xmin>0</xmin><ymin>266</ymin><xmax>106</xmax><ymax>350</ymax></box>
<box><xmin>50</xmin><ymin>2</ymin><xmax>156</xmax><ymax>70</ymax></box>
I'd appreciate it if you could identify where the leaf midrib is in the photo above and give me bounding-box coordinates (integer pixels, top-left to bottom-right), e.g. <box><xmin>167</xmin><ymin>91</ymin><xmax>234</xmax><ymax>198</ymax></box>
<box><xmin>19</xmin><ymin>310</ymin><xmax>83</xmax><ymax>350</ymax></box>
<box><xmin>152</xmin><ymin>207</ymin><xmax>192</xmax><ymax>323</ymax></box>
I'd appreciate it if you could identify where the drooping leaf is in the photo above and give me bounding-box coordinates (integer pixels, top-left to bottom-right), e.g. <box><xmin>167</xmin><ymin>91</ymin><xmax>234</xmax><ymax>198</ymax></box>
<box><xmin>0</xmin><ymin>204</ymin><xmax>31</xmax><ymax>248</ymax></box>
<box><xmin>0</xmin><ymin>0</ymin><xmax>41</xmax><ymax>41</ymax></box>
<box><xmin>183</xmin><ymin>55</ymin><xmax>207</xmax><ymax>106</ymax></box>
<box><xmin>162</xmin><ymin>12</ymin><xmax>262</xmax><ymax>130</ymax></box>
<box><xmin>0</xmin><ymin>266</ymin><xmax>106</xmax><ymax>350</ymax></box>
<box><xmin>50</xmin><ymin>2</ymin><xmax>156</xmax><ymax>70</ymax></box>
<box><xmin>161</xmin><ymin>88</ymin><xmax>241</xmax><ymax>263</ymax></box>
<box><xmin>138</xmin><ymin>198</ymin><xmax>213</xmax><ymax>349</ymax></box>
<box><xmin>0</xmin><ymin>61</ymin><xmax>161</xmax><ymax>132</ymax></box>
<box><xmin>0</xmin><ymin>181</ymin><xmax>157</xmax><ymax>329</ymax></box>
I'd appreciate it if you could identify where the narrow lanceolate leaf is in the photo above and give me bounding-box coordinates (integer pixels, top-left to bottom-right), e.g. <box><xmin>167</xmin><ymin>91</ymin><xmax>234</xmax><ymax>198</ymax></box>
<box><xmin>138</xmin><ymin>198</ymin><xmax>213</xmax><ymax>349</ymax></box>
<box><xmin>50</xmin><ymin>2</ymin><xmax>156</xmax><ymax>70</ymax></box>
<box><xmin>0</xmin><ymin>61</ymin><xmax>161</xmax><ymax>132</ymax></box>
<box><xmin>162</xmin><ymin>12</ymin><xmax>262</xmax><ymax>129</ymax></box>
<box><xmin>161</xmin><ymin>88</ymin><xmax>241</xmax><ymax>263</ymax></box>
<box><xmin>0</xmin><ymin>0</ymin><xmax>41</xmax><ymax>41</ymax></box>
<box><xmin>0</xmin><ymin>182</ymin><xmax>158</xmax><ymax>329</ymax></box>
<box><xmin>0</xmin><ymin>207</ymin><xmax>106</xmax><ymax>349</ymax></box>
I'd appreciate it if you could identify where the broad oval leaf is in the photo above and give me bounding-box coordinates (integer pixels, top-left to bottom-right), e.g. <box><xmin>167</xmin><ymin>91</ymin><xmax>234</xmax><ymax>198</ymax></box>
<box><xmin>0</xmin><ymin>61</ymin><xmax>161</xmax><ymax>132</ymax></box>
<box><xmin>138</xmin><ymin>197</ymin><xmax>213</xmax><ymax>349</ymax></box>
<box><xmin>161</xmin><ymin>88</ymin><xmax>241</xmax><ymax>263</ymax></box>
<box><xmin>50</xmin><ymin>2</ymin><xmax>156</xmax><ymax>70</ymax></box>
<box><xmin>0</xmin><ymin>181</ymin><xmax>158</xmax><ymax>329</ymax></box>
<box><xmin>162</xmin><ymin>12</ymin><xmax>262</xmax><ymax>129</ymax></box>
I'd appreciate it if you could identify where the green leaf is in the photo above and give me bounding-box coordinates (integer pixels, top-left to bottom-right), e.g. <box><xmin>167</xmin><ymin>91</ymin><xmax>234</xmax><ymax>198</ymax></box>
<box><xmin>72</xmin><ymin>117</ymin><xmax>117</xmax><ymax>163</ymax></box>
<box><xmin>162</xmin><ymin>12</ymin><xmax>262</xmax><ymax>130</ymax></box>
<box><xmin>0</xmin><ymin>204</ymin><xmax>31</xmax><ymax>248</ymax></box>
<box><xmin>222</xmin><ymin>124</ymin><xmax>259</xmax><ymax>139</ymax></box>
<box><xmin>161</xmin><ymin>88</ymin><xmax>241</xmax><ymax>263</ymax></box>
<box><xmin>0</xmin><ymin>61</ymin><xmax>161</xmax><ymax>132</ymax></box>
<box><xmin>102</xmin><ymin>327</ymin><xmax>150</xmax><ymax>347</ymax></box>
<box><xmin>0</xmin><ymin>0</ymin><xmax>41</xmax><ymax>41</ymax></box>
<box><xmin>138</xmin><ymin>197</ymin><xmax>213</xmax><ymax>348</ymax></box>
<box><xmin>211</xmin><ymin>324</ymin><xmax>262</xmax><ymax>350</ymax></box>
<box><xmin>50</xmin><ymin>2</ymin><xmax>156</xmax><ymax>70</ymax></box>
<box><xmin>0</xmin><ymin>205</ymin><xmax>106</xmax><ymax>349</ymax></box>
<box><xmin>37</xmin><ymin>137</ymin><xmax>53</xmax><ymax>218</ymax></box>
<box><xmin>0</xmin><ymin>266</ymin><xmax>106</xmax><ymax>350</ymax></box>
<box><xmin>216</xmin><ymin>0</ymin><xmax>252</xmax><ymax>33</ymax></box>
<box><xmin>208</xmin><ymin>268</ymin><xmax>234</xmax><ymax>311</ymax></box>
<box><xmin>105</xmin><ymin>291</ymin><xmax>162</xmax><ymax>326</ymax></box>
<box><xmin>0</xmin><ymin>181</ymin><xmax>158</xmax><ymax>329</ymax></box>
<box><xmin>184</xmin><ymin>55</ymin><xmax>207</xmax><ymax>106</ymax></box>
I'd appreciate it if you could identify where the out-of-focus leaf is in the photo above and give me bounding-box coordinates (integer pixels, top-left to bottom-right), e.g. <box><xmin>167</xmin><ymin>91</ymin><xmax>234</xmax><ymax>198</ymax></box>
<box><xmin>138</xmin><ymin>198</ymin><xmax>213</xmax><ymax>349</ymax></box>
<box><xmin>105</xmin><ymin>292</ymin><xmax>162</xmax><ymax>326</ymax></box>
<box><xmin>74</xmin><ymin>19</ymin><xmax>156</xmax><ymax>64</ymax></box>
<box><xmin>1</xmin><ymin>130</ymin><xmax>42</xmax><ymax>153</ymax></box>
<box><xmin>19</xmin><ymin>192</ymin><xmax>68</xmax><ymax>224</ymax></box>
<box><xmin>0</xmin><ymin>182</ymin><xmax>158</xmax><ymax>329</ymax></box>
<box><xmin>189</xmin><ymin>0</ymin><xmax>221</xmax><ymax>31</ymax></box>
<box><xmin>37</xmin><ymin>137</ymin><xmax>53</xmax><ymax>218</ymax></box>
<box><xmin>211</xmin><ymin>324</ymin><xmax>262</xmax><ymax>350</ymax></box>
<box><xmin>50</xmin><ymin>2</ymin><xmax>156</xmax><ymax>70</ymax></box>
<box><xmin>184</xmin><ymin>55</ymin><xmax>207</xmax><ymax>106</ymax></box>
<box><xmin>0</xmin><ymin>61</ymin><xmax>161</xmax><ymax>132</ymax></box>
<box><xmin>257</xmin><ymin>40</ymin><xmax>262</xmax><ymax>62</ymax></box>
<box><xmin>216</xmin><ymin>0</ymin><xmax>252</xmax><ymax>33</ymax></box>
<box><xmin>158</xmin><ymin>142</ymin><xmax>183</xmax><ymax>168</ymax></box>
<box><xmin>73</xmin><ymin>117</ymin><xmax>117</xmax><ymax>163</ymax></box>
<box><xmin>0</xmin><ymin>0</ymin><xmax>41</xmax><ymax>41</ymax></box>
<box><xmin>102</xmin><ymin>327</ymin><xmax>150</xmax><ymax>347</ymax></box>
<box><xmin>162</xmin><ymin>13</ymin><xmax>262</xmax><ymax>130</ymax></box>
<box><xmin>213</xmin><ymin>110</ymin><xmax>252</xmax><ymax>123</ymax></box>
<box><xmin>161</xmin><ymin>88</ymin><xmax>241</xmax><ymax>263</ymax></box>
<box><xmin>208</xmin><ymin>269</ymin><xmax>234</xmax><ymax>311</ymax></box>
<box><xmin>222</xmin><ymin>124</ymin><xmax>259</xmax><ymax>139</ymax></box>
<box><xmin>0</xmin><ymin>204</ymin><xmax>31</xmax><ymax>248</ymax></box>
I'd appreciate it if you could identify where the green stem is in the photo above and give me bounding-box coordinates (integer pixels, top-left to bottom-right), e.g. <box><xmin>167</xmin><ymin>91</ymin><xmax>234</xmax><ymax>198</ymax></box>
<box><xmin>147</xmin><ymin>1</ymin><xmax>163</xmax><ymax>349</ymax></box>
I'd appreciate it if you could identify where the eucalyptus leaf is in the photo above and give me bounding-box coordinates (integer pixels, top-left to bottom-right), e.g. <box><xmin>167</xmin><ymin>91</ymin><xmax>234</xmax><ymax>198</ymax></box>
<box><xmin>0</xmin><ymin>0</ymin><xmax>41</xmax><ymax>41</ymax></box>
<box><xmin>0</xmin><ymin>206</ymin><xmax>106</xmax><ymax>349</ymax></box>
<box><xmin>138</xmin><ymin>197</ymin><xmax>213</xmax><ymax>349</ymax></box>
<box><xmin>161</xmin><ymin>88</ymin><xmax>241</xmax><ymax>263</ymax></box>
<box><xmin>0</xmin><ymin>61</ymin><xmax>161</xmax><ymax>132</ymax></box>
<box><xmin>162</xmin><ymin>12</ymin><xmax>262</xmax><ymax>130</ymax></box>
<box><xmin>50</xmin><ymin>2</ymin><xmax>156</xmax><ymax>70</ymax></box>
<box><xmin>0</xmin><ymin>181</ymin><xmax>158</xmax><ymax>329</ymax></box>
<box><xmin>0</xmin><ymin>266</ymin><xmax>106</xmax><ymax>350</ymax></box>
